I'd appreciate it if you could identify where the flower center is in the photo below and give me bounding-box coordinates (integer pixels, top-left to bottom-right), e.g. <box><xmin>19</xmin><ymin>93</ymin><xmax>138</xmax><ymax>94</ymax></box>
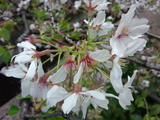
<box><xmin>81</xmin><ymin>53</ymin><xmax>96</xmax><ymax>67</ymax></box>
<box><xmin>117</xmin><ymin>27</ymin><xmax>128</xmax><ymax>39</ymax></box>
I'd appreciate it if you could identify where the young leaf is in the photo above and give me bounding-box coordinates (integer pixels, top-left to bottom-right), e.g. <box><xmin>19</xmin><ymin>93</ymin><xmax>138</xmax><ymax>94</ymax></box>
<box><xmin>150</xmin><ymin>104</ymin><xmax>160</xmax><ymax>116</ymax></box>
<box><xmin>1</xmin><ymin>50</ymin><xmax>11</xmax><ymax>65</ymax></box>
<box><xmin>0</xmin><ymin>46</ymin><xmax>5</xmax><ymax>56</ymax></box>
<box><xmin>3</xmin><ymin>21</ymin><xmax>17</xmax><ymax>31</ymax></box>
<box><xmin>16</xmin><ymin>95</ymin><xmax>32</xmax><ymax>99</ymax></box>
<box><xmin>8</xmin><ymin>105</ymin><xmax>20</xmax><ymax>116</ymax></box>
<box><xmin>0</xmin><ymin>28</ymin><xmax>10</xmax><ymax>41</ymax></box>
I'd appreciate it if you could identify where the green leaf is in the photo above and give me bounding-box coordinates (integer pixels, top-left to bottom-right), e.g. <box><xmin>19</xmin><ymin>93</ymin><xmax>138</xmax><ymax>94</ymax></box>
<box><xmin>16</xmin><ymin>17</ymin><xmax>23</xmax><ymax>22</ymax></box>
<box><xmin>3</xmin><ymin>21</ymin><xmax>17</xmax><ymax>31</ymax></box>
<box><xmin>0</xmin><ymin>46</ymin><xmax>5</xmax><ymax>56</ymax></box>
<box><xmin>135</xmin><ymin>98</ymin><xmax>144</xmax><ymax>108</ymax></box>
<box><xmin>141</xmin><ymin>91</ymin><xmax>148</xmax><ymax>98</ymax></box>
<box><xmin>16</xmin><ymin>95</ymin><xmax>32</xmax><ymax>99</ymax></box>
<box><xmin>143</xmin><ymin>114</ymin><xmax>150</xmax><ymax>120</ymax></box>
<box><xmin>33</xmin><ymin>9</ymin><xmax>48</xmax><ymax>19</ymax></box>
<box><xmin>82</xmin><ymin>78</ymin><xmax>90</xmax><ymax>88</ymax></box>
<box><xmin>8</xmin><ymin>105</ymin><xmax>20</xmax><ymax>116</ymax></box>
<box><xmin>0</xmin><ymin>28</ymin><xmax>10</xmax><ymax>41</ymax></box>
<box><xmin>1</xmin><ymin>50</ymin><xmax>11</xmax><ymax>65</ymax></box>
<box><xmin>131</xmin><ymin>114</ymin><xmax>142</xmax><ymax>120</ymax></box>
<box><xmin>69</xmin><ymin>32</ymin><xmax>81</xmax><ymax>40</ymax></box>
<box><xmin>0</xmin><ymin>4</ymin><xmax>5</xmax><ymax>8</ymax></box>
<box><xmin>150</xmin><ymin>104</ymin><xmax>160</xmax><ymax>116</ymax></box>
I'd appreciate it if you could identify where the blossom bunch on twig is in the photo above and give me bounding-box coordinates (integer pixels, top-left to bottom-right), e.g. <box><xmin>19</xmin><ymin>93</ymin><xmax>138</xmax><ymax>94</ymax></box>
<box><xmin>1</xmin><ymin>0</ymin><xmax>149</xmax><ymax>119</ymax></box>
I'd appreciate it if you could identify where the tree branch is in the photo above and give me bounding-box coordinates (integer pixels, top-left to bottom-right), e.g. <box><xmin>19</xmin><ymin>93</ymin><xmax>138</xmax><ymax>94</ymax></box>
<box><xmin>20</xmin><ymin>99</ymin><xmax>83</xmax><ymax>120</ymax></box>
<box><xmin>17</xmin><ymin>10</ymin><xmax>30</xmax><ymax>42</ymax></box>
<box><xmin>23</xmin><ymin>111</ymin><xmax>82</xmax><ymax>120</ymax></box>
<box><xmin>134</xmin><ymin>86</ymin><xmax>160</xmax><ymax>104</ymax></box>
<box><xmin>125</xmin><ymin>58</ymin><xmax>160</xmax><ymax>71</ymax></box>
<box><xmin>46</xmin><ymin>6</ymin><xmax>77</xmax><ymax>47</ymax></box>
<box><xmin>145</xmin><ymin>32</ymin><xmax>160</xmax><ymax>40</ymax></box>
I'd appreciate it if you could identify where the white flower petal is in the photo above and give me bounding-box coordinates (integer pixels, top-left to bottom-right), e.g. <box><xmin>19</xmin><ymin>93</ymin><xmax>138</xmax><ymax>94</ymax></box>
<box><xmin>17</xmin><ymin>41</ymin><xmax>36</xmax><ymax>50</ymax></box>
<box><xmin>105</xmin><ymin>93</ymin><xmax>119</xmax><ymax>99</ymax></box>
<box><xmin>62</xmin><ymin>93</ymin><xmax>78</xmax><ymax>114</ymax></box>
<box><xmin>118</xmin><ymin>88</ymin><xmax>134</xmax><ymax>109</ymax></box>
<box><xmin>73</xmin><ymin>63</ymin><xmax>84</xmax><ymax>83</ymax></box>
<box><xmin>95</xmin><ymin>3</ymin><xmax>110</xmax><ymax>11</ymax></box>
<box><xmin>37</xmin><ymin>60</ymin><xmax>44</xmax><ymax>80</ymax></box>
<box><xmin>129</xmin><ymin>24</ymin><xmax>149</xmax><ymax>38</ymax></box>
<box><xmin>89</xmin><ymin>49</ymin><xmax>111</xmax><ymax>62</ymax></box>
<box><xmin>21</xmin><ymin>79</ymin><xmax>33</xmax><ymax>97</ymax></box>
<box><xmin>47</xmin><ymin>66</ymin><xmax>67</xmax><ymax>84</ymax></box>
<box><xmin>74</xmin><ymin>0</ymin><xmax>81</xmax><ymax>9</ymax></box>
<box><xmin>125</xmin><ymin>70</ymin><xmax>138</xmax><ymax>88</ymax></box>
<box><xmin>92</xmin><ymin>11</ymin><xmax>106</xmax><ymax>26</ymax></box>
<box><xmin>47</xmin><ymin>85</ymin><xmax>68</xmax><ymax>107</ymax></box>
<box><xmin>41</xmin><ymin>106</ymin><xmax>51</xmax><ymax>112</ymax></box>
<box><xmin>110</xmin><ymin>57</ymin><xmax>123</xmax><ymax>93</ymax></box>
<box><xmin>83</xmin><ymin>0</ymin><xmax>89</xmax><ymax>6</ymax></box>
<box><xmin>30</xmin><ymin>82</ymin><xmax>49</xmax><ymax>100</ymax></box>
<box><xmin>81</xmin><ymin>90</ymin><xmax>105</xmax><ymax>100</ymax></box>
<box><xmin>82</xmin><ymin>97</ymin><xmax>90</xmax><ymax>119</ymax></box>
<box><xmin>14</xmin><ymin>54</ymin><xmax>34</xmax><ymax>64</ymax></box>
<box><xmin>89</xmin><ymin>29</ymin><xmax>98</xmax><ymax>39</ymax></box>
<box><xmin>1</xmin><ymin>65</ymin><xmax>25</xmax><ymax>78</ymax></box>
<box><xmin>91</xmin><ymin>98</ymin><xmax>109</xmax><ymax>110</ymax></box>
<box><xmin>124</xmin><ymin>39</ymin><xmax>147</xmax><ymax>57</ymax></box>
<box><xmin>24</xmin><ymin>59</ymin><xmax>37</xmax><ymax>81</ymax></box>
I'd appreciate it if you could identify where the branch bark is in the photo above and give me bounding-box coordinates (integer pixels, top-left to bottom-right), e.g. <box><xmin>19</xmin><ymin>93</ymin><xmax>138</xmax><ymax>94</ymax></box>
<box><xmin>23</xmin><ymin>111</ymin><xmax>82</xmax><ymax>120</ymax></box>
<box><xmin>134</xmin><ymin>86</ymin><xmax>160</xmax><ymax>104</ymax></box>
<box><xmin>20</xmin><ymin>99</ymin><xmax>83</xmax><ymax>120</ymax></box>
<box><xmin>145</xmin><ymin>32</ymin><xmax>160</xmax><ymax>40</ymax></box>
<box><xmin>125</xmin><ymin>58</ymin><xmax>160</xmax><ymax>71</ymax></box>
<box><xmin>17</xmin><ymin>10</ymin><xmax>30</xmax><ymax>42</ymax></box>
<box><xmin>46</xmin><ymin>6</ymin><xmax>77</xmax><ymax>47</ymax></box>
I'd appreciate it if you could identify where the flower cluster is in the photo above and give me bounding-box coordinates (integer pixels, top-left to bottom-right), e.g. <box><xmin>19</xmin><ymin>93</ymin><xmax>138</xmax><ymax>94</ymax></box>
<box><xmin>1</xmin><ymin>0</ymin><xmax>149</xmax><ymax>119</ymax></box>
<box><xmin>17</xmin><ymin>0</ymin><xmax>31</xmax><ymax>11</ymax></box>
<box><xmin>115</xmin><ymin>0</ymin><xmax>160</xmax><ymax>13</ymax></box>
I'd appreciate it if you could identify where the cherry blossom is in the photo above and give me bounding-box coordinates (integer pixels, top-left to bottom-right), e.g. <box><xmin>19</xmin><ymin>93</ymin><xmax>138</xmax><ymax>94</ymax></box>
<box><xmin>73</xmin><ymin>49</ymin><xmax>111</xmax><ymax>83</ymax></box>
<box><xmin>80</xmin><ymin>89</ymin><xmax>109</xmax><ymax>118</ymax></box>
<box><xmin>118</xmin><ymin>70</ymin><xmax>137</xmax><ymax>109</ymax></box>
<box><xmin>110</xmin><ymin>4</ymin><xmax>149</xmax><ymax>57</ymax></box>
<box><xmin>12</xmin><ymin>41</ymin><xmax>43</xmax><ymax>81</ymax></box>
<box><xmin>3</xmin><ymin>11</ymin><xmax>13</xmax><ymax>20</ymax></box>
<box><xmin>84</xmin><ymin>0</ymin><xmax>110</xmax><ymax>12</ymax></box>
<box><xmin>74</xmin><ymin>0</ymin><xmax>82</xmax><ymax>9</ymax></box>
<box><xmin>84</xmin><ymin>11</ymin><xmax>114</xmax><ymax>39</ymax></box>
<box><xmin>47</xmin><ymin>56</ymin><xmax>75</xmax><ymax>84</ymax></box>
<box><xmin>44</xmin><ymin>0</ymin><xmax>67</xmax><ymax>11</ymax></box>
<box><xmin>42</xmin><ymin>85</ymin><xmax>69</xmax><ymax>112</ymax></box>
<box><xmin>0</xmin><ymin>64</ymin><xmax>26</xmax><ymax>79</ymax></box>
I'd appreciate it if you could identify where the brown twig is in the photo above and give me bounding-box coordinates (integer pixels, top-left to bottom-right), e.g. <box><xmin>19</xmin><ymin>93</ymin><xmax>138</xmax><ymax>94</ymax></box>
<box><xmin>125</xmin><ymin>58</ymin><xmax>160</xmax><ymax>71</ymax></box>
<box><xmin>23</xmin><ymin>111</ymin><xmax>82</xmax><ymax>120</ymax></box>
<box><xmin>17</xmin><ymin>10</ymin><xmax>30</xmax><ymax>42</ymax></box>
<box><xmin>20</xmin><ymin>99</ymin><xmax>31</xmax><ymax>120</ymax></box>
<box><xmin>20</xmin><ymin>99</ymin><xmax>84</xmax><ymax>120</ymax></box>
<box><xmin>46</xmin><ymin>6</ymin><xmax>77</xmax><ymax>47</ymax></box>
<box><xmin>134</xmin><ymin>86</ymin><xmax>160</xmax><ymax>104</ymax></box>
<box><xmin>145</xmin><ymin>32</ymin><xmax>160</xmax><ymax>40</ymax></box>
